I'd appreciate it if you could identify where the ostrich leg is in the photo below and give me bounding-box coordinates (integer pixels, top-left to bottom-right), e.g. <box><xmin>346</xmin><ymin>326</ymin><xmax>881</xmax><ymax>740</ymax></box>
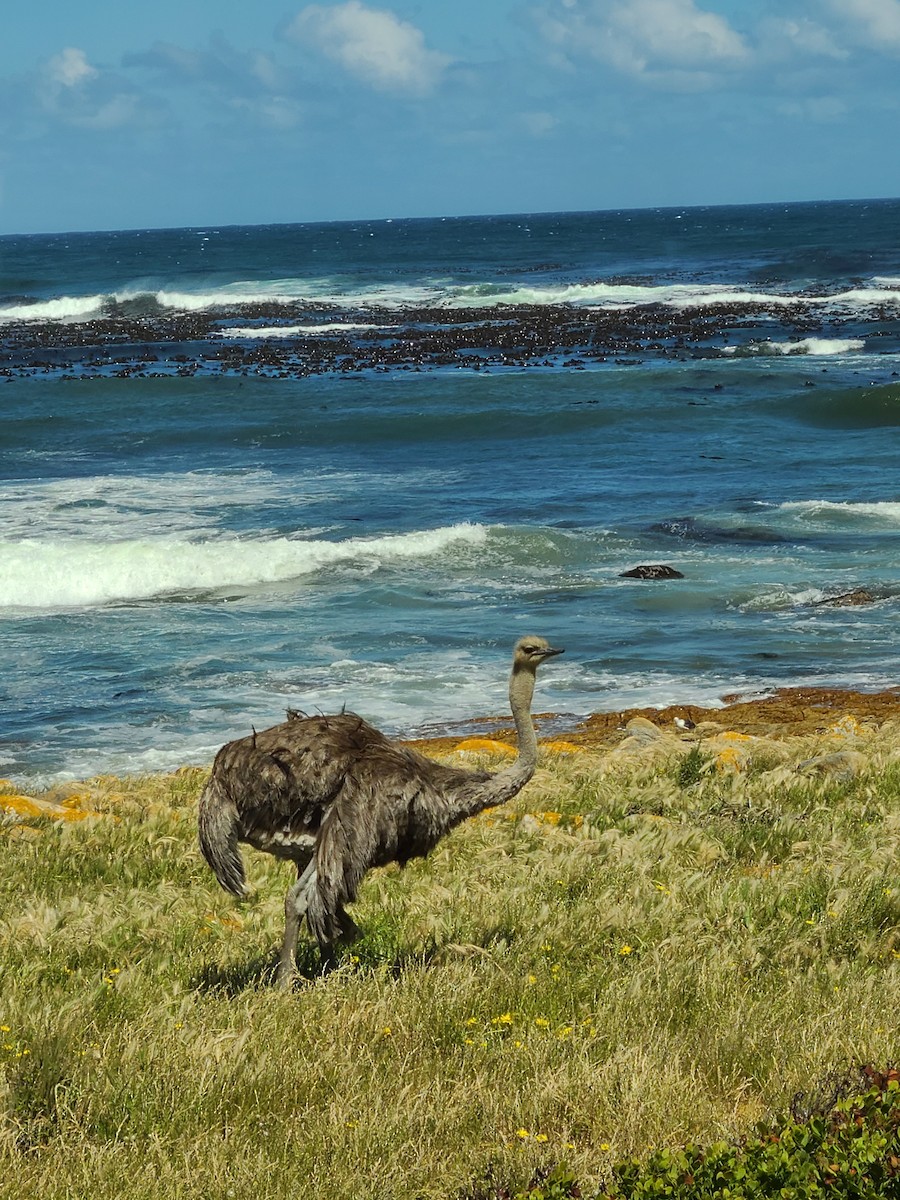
<box><xmin>277</xmin><ymin>858</ymin><xmax>317</xmax><ymax>989</ymax></box>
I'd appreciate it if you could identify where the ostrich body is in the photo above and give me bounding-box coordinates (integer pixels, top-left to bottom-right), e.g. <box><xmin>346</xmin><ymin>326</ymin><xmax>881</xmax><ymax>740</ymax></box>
<box><xmin>198</xmin><ymin>636</ymin><xmax>563</xmax><ymax>985</ymax></box>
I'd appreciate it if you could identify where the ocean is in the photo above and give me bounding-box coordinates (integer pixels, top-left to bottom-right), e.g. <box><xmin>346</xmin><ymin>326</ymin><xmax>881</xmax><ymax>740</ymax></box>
<box><xmin>2</xmin><ymin>199</ymin><xmax>899</xmax><ymax>786</ymax></box>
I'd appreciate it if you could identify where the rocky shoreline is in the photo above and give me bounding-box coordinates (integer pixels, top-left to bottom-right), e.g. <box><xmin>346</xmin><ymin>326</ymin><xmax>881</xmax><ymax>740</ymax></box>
<box><xmin>405</xmin><ymin>685</ymin><xmax>900</xmax><ymax>755</ymax></box>
<box><xmin>0</xmin><ymin>296</ymin><xmax>868</xmax><ymax>381</ymax></box>
<box><xmin>3</xmin><ymin>686</ymin><xmax>899</xmax><ymax>822</ymax></box>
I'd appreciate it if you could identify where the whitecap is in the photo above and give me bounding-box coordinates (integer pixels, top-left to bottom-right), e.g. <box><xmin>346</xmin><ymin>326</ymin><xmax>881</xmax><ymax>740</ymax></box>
<box><xmin>776</xmin><ymin>500</ymin><xmax>900</xmax><ymax>527</ymax></box>
<box><xmin>219</xmin><ymin>322</ymin><xmax>389</xmax><ymax>339</ymax></box>
<box><xmin>723</xmin><ymin>337</ymin><xmax>866</xmax><ymax>357</ymax></box>
<box><xmin>0</xmin><ymin>294</ymin><xmax>107</xmax><ymax>322</ymax></box>
<box><xmin>0</xmin><ymin>523</ymin><xmax>489</xmax><ymax>610</ymax></box>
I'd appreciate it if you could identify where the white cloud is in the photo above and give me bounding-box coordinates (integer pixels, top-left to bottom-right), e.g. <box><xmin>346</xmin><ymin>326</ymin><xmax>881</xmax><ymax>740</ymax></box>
<box><xmin>521</xmin><ymin>110</ymin><xmax>558</xmax><ymax>136</ymax></box>
<box><xmin>539</xmin><ymin>0</ymin><xmax>748</xmax><ymax>79</ymax></box>
<box><xmin>827</xmin><ymin>0</ymin><xmax>900</xmax><ymax>51</ymax></box>
<box><xmin>777</xmin><ymin>95</ymin><xmax>848</xmax><ymax>122</ymax></box>
<box><xmin>287</xmin><ymin>1</ymin><xmax>451</xmax><ymax>94</ymax></box>
<box><xmin>35</xmin><ymin>48</ymin><xmax>150</xmax><ymax>131</ymax></box>
<box><xmin>759</xmin><ymin>16</ymin><xmax>847</xmax><ymax>61</ymax></box>
<box><xmin>46</xmin><ymin>47</ymin><xmax>98</xmax><ymax>89</ymax></box>
<box><xmin>71</xmin><ymin>93</ymin><xmax>139</xmax><ymax>130</ymax></box>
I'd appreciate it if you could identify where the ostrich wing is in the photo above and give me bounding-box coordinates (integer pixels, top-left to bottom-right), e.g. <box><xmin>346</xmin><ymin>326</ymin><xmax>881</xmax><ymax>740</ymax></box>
<box><xmin>263</xmin><ymin>715</ymin><xmax>492</xmax><ymax>946</ymax></box>
<box><xmin>224</xmin><ymin>710</ymin><xmax>488</xmax><ymax>848</ymax></box>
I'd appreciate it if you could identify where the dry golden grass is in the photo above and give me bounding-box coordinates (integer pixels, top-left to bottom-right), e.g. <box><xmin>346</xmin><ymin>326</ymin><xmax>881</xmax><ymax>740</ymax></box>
<box><xmin>1</xmin><ymin>717</ymin><xmax>899</xmax><ymax>1198</ymax></box>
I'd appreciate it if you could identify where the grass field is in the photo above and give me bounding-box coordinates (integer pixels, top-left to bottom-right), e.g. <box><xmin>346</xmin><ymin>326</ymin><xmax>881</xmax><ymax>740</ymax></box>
<box><xmin>1</xmin><ymin>713</ymin><xmax>899</xmax><ymax>1198</ymax></box>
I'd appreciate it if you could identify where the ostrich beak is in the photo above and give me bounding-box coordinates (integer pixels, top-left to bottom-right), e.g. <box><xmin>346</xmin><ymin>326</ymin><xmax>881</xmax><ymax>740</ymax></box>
<box><xmin>538</xmin><ymin>646</ymin><xmax>565</xmax><ymax>658</ymax></box>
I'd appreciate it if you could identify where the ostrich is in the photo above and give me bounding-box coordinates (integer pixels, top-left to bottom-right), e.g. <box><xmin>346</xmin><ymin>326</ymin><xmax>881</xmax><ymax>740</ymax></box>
<box><xmin>198</xmin><ymin>635</ymin><xmax>564</xmax><ymax>986</ymax></box>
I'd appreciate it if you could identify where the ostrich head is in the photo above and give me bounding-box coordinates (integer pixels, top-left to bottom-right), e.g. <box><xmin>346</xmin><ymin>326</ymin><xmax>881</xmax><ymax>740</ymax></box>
<box><xmin>512</xmin><ymin>636</ymin><xmax>565</xmax><ymax>673</ymax></box>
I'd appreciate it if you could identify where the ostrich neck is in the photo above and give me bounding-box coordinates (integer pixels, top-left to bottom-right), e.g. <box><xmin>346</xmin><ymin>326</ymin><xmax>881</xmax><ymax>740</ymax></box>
<box><xmin>509</xmin><ymin>664</ymin><xmax>539</xmax><ymax>769</ymax></box>
<box><xmin>451</xmin><ymin>665</ymin><xmax>539</xmax><ymax>821</ymax></box>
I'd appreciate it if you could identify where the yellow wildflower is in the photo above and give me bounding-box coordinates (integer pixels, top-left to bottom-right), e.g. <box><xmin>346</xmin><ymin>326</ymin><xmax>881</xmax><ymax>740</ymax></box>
<box><xmin>516</xmin><ymin>1129</ymin><xmax>530</xmax><ymax>1140</ymax></box>
<box><xmin>534</xmin><ymin>1017</ymin><xmax>550</xmax><ymax>1028</ymax></box>
<box><xmin>618</xmin><ymin>944</ymin><xmax>634</xmax><ymax>956</ymax></box>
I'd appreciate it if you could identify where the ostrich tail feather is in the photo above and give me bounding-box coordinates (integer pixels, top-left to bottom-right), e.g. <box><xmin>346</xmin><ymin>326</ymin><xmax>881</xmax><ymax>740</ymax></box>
<box><xmin>198</xmin><ymin>773</ymin><xmax>247</xmax><ymax>898</ymax></box>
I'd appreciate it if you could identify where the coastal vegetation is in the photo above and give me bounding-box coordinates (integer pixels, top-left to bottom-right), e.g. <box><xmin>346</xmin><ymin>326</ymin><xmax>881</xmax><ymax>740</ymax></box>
<box><xmin>1</xmin><ymin>704</ymin><xmax>899</xmax><ymax>1198</ymax></box>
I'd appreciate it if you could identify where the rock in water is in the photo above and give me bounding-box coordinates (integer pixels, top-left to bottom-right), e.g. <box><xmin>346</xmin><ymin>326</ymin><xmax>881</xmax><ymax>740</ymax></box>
<box><xmin>812</xmin><ymin>588</ymin><xmax>875</xmax><ymax>608</ymax></box>
<box><xmin>620</xmin><ymin>564</ymin><xmax>685</xmax><ymax>580</ymax></box>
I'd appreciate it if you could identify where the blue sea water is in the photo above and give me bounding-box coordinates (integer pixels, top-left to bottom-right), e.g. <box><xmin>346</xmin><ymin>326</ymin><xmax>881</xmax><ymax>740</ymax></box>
<box><xmin>1</xmin><ymin>199</ymin><xmax>900</xmax><ymax>784</ymax></box>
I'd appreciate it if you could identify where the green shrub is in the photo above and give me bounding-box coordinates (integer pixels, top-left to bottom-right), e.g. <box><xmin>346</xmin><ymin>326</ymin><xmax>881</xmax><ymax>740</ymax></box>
<box><xmin>484</xmin><ymin>1069</ymin><xmax>900</xmax><ymax>1200</ymax></box>
<box><xmin>602</xmin><ymin>1066</ymin><xmax>900</xmax><ymax>1200</ymax></box>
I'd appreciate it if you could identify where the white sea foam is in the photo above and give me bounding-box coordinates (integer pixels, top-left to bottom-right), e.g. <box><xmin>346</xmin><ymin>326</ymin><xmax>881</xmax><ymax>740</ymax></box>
<box><xmin>723</xmin><ymin>337</ymin><xmax>866</xmax><ymax>356</ymax></box>
<box><xmin>220</xmin><ymin>322</ymin><xmax>388</xmax><ymax>339</ymax></box>
<box><xmin>0</xmin><ymin>469</ymin><xmax>324</xmax><ymax>540</ymax></box>
<box><xmin>821</xmin><ymin>287</ymin><xmax>900</xmax><ymax>307</ymax></box>
<box><xmin>0</xmin><ymin>294</ymin><xmax>107</xmax><ymax>322</ymax></box>
<box><xmin>0</xmin><ymin>523</ymin><xmax>488</xmax><ymax>610</ymax></box>
<box><xmin>3</xmin><ymin>274</ymin><xmax>899</xmax><ymax>326</ymax></box>
<box><xmin>776</xmin><ymin>500</ymin><xmax>900</xmax><ymax>526</ymax></box>
<box><xmin>441</xmin><ymin>281</ymin><xmax>799</xmax><ymax>310</ymax></box>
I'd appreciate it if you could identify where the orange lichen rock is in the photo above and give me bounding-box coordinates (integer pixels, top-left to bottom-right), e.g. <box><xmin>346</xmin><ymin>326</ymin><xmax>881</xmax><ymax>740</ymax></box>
<box><xmin>709</xmin><ymin>730</ymin><xmax>782</xmax><ymax>773</ymax></box>
<box><xmin>0</xmin><ymin>792</ymin><xmax>89</xmax><ymax>821</ymax></box>
<box><xmin>0</xmin><ymin>778</ymin><xmax>102</xmax><ymax>822</ymax></box>
<box><xmin>715</xmin><ymin>745</ymin><xmax>748</xmax><ymax>773</ymax></box>
<box><xmin>541</xmin><ymin>740</ymin><xmax>584</xmax><ymax>755</ymax></box>
<box><xmin>454</xmin><ymin>737</ymin><xmax>516</xmax><ymax>757</ymax></box>
<box><xmin>826</xmin><ymin>714</ymin><xmax>866</xmax><ymax>740</ymax></box>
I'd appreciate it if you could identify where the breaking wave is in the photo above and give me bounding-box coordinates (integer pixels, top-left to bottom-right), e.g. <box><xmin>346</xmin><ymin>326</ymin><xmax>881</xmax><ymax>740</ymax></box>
<box><xmin>219</xmin><ymin>322</ymin><xmax>388</xmax><ymax>339</ymax></box>
<box><xmin>2</xmin><ymin>276</ymin><xmax>899</xmax><ymax>325</ymax></box>
<box><xmin>0</xmin><ymin>523</ymin><xmax>488</xmax><ymax>610</ymax></box>
<box><xmin>724</xmin><ymin>337</ymin><xmax>866</xmax><ymax>357</ymax></box>
<box><xmin>775</xmin><ymin>500</ymin><xmax>900</xmax><ymax>528</ymax></box>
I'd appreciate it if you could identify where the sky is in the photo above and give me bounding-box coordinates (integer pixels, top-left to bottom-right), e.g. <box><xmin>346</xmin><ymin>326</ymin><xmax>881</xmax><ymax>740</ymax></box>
<box><xmin>1</xmin><ymin>0</ymin><xmax>899</xmax><ymax>234</ymax></box>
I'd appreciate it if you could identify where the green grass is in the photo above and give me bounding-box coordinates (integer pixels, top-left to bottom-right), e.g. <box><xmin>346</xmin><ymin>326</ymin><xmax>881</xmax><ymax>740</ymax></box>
<box><xmin>2</xmin><ymin>725</ymin><xmax>900</xmax><ymax>1199</ymax></box>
